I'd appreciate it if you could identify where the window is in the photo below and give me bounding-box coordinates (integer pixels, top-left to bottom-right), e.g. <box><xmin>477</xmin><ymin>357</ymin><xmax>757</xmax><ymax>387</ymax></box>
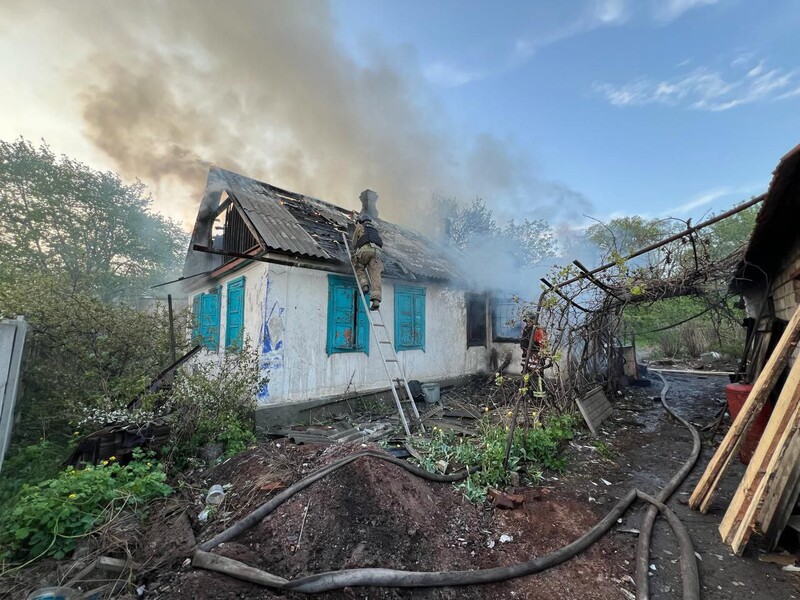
<box><xmin>192</xmin><ymin>287</ymin><xmax>221</xmax><ymax>351</ymax></box>
<box><xmin>491</xmin><ymin>299</ymin><xmax>523</xmax><ymax>342</ymax></box>
<box><xmin>326</xmin><ymin>274</ymin><xmax>370</xmax><ymax>355</ymax></box>
<box><xmin>466</xmin><ymin>294</ymin><xmax>487</xmax><ymax>347</ymax></box>
<box><xmin>225</xmin><ymin>276</ymin><xmax>246</xmax><ymax>351</ymax></box>
<box><xmin>395</xmin><ymin>286</ymin><xmax>426</xmax><ymax>351</ymax></box>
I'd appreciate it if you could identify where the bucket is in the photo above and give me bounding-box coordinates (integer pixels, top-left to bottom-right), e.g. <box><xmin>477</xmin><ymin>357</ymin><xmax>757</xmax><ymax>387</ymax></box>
<box><xmin>27</xmin><ymin>588</ymin><xmax>77</xmax><ymax>600</ymax></box>
<box><xmin>725</xmin><ymin>383</ymin><xmax>772</xmax><ymax>464</ymax></box>
<box><xmin>421</xmin><ymin>383</ymin><xmax>440</xmax><ymax>405</ymax></box>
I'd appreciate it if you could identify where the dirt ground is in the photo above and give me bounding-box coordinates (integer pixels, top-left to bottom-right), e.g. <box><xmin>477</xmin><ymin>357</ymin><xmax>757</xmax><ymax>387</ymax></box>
<box><xmin>6</xmin><ymin>373</ymin><xmax>800</xmax><ymax>599</ymax></box>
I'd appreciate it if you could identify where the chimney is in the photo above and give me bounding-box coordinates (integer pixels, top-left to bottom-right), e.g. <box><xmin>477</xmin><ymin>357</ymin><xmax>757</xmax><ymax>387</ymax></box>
<box><xmin>359</xmin><ymin>189</ymin><xmax>379</xmax><ymax>219</ymax></box>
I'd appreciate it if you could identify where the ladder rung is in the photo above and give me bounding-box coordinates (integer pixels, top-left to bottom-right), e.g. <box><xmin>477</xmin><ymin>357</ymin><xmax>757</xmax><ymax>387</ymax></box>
<box><xmin>380</xmin><ymin>340</ymin><xmax>391</xmax><ymax>344</ymax></box>
<box><xmin>374</xmin><ymin>323</ymin><xmax>386</xmax><ymax>327</ymax></box>
<box><xmin>386</xmin><ymin>358</ymin><xmax>397</xmax><ymax>362</ymax></box>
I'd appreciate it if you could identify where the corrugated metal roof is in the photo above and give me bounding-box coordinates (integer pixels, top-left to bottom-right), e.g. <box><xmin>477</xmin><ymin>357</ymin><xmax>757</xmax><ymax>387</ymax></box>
<box><xmin>200</xmin><ymin>167</ymin><xmax>463</xmax><ymax>283</ymax></box>
<box><xmin>732</xmin><ymin>144</ymin><xmax>800</xmax><ymax>292</ymax></box>
<box><xmin>210</xmin><ymin>168</ymin><xmax>330</xmax><ymax>260</ymax></box>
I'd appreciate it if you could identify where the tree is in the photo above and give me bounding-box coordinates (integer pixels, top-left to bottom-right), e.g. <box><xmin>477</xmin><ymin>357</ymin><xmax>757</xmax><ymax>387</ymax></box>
<box><xmin>0</xmin><ymin>138</ymin><xmax>187</xmax><ymax>299</ymax></box>
<box><xmin>435</xmin><ymin>195</ymin><xmax>557</xmax><ymax>268</ymax></box>
<box><xmin>586</xmin><ymin>216</ymin><xmax>674</xmax><ymax>259</ymax></box>
<box><xmin>704</xmin><ymin>201</ymin><xmax>759</xmax><ymax>260</ymax></box>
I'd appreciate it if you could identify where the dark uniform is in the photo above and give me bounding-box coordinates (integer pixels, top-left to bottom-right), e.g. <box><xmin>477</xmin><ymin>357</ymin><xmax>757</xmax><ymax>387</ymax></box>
<box><xmin>352</xmin><ymin>214</ymin><xmax>384</xmax><ymax>310</ymax></box>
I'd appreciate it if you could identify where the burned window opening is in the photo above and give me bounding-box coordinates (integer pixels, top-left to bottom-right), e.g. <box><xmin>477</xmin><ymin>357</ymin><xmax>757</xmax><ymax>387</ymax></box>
<box><xmin>466</xmin><ymin>294</ymin><xmax>487</xmax><ymax>347</ymax></box>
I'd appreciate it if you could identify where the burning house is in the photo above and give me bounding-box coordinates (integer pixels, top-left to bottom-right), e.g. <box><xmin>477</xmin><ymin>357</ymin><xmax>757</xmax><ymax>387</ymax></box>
<box><xmin>182</xmin><ymin>167</ymin><xmax>525</xmax><ymax>427</ymax></box>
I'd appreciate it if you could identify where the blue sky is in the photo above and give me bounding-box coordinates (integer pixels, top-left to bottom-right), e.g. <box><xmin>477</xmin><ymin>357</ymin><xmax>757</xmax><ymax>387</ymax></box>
<box><xmin>333</xmin><ymin>0</ymin><xmax>800</xmax><ymax>222</ymax></box>
<box><xmin>0</xmin><ymin>0</ymin><xmax>798</xmax><ymax>231</ymax></box>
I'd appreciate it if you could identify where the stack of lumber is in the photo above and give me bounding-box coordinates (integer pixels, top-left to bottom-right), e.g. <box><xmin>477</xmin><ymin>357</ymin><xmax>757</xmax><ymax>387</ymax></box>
<box><xmin>689</xmin><ymin>305</ymin><xmax>800</xmax><ymax>554</ymax></box>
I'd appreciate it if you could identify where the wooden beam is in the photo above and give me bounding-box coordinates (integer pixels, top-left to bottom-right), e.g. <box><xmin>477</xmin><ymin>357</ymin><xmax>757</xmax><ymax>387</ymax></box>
<box><xmin>719</xmin><ymin>354</ymin><xmax>800</xmax><ymax>552</ymax></box>
<box><xmin>689</xmin><ymin>304</ymin><xmax>800</xmax><ymax>513</ymax></box>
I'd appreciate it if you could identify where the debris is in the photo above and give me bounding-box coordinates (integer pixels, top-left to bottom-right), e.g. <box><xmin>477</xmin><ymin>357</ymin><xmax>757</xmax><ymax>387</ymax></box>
<box><xmin>198</xmin><ymin>507</ymin><xmax>211</xmax><ymax>524</ymax></box>
<box><xmin>782</xmin><ymin>564</ymin><xmax>800</xmax><ymax>572</ymax></box>
<box><xmin>296</xmin><ymin>501</ymin><xmax>311</xmax><ymax>551</ymax></box>
<box><xmin>694</xmin><ymin>552</ymin><xmax>702</xmax><ymax>561</ymax></box>
<box><xmin>759</xmin><ymin>553</ymin><xmax>798</xmax><ymax>566</ymax></box>
<box><xmin>499</xmin><ymin>534</ymin><xmax>513</xmax><ymax>544</ymax></box>
<box><xmin>435</xmin><ymin>459</ymin><xmax>449</xmax><ymax>474</ymax></box>
<box><xmin>206</xmin><ymin>484</ymin><xmax>225</xmax><ymax>505</ymax></box>
<box><xmin>616</xmin><ymin>528</ymin><xmax>640</xmax><ymax>535</ymax></box>
<box><xmin>576</xmin><ymin>387</ymin><xmax>613</xmax><ymax>436</ymax></box>
<box><xmin>600</xmin><ymin>478</ymin><xmax>612</xmax><ymax>486</ymax></box>
<box><xmin>621</xmin><ymin>588</ymin><xmax>636</xmax><ymax>600</ymax></box>
<box><xmin>488</xmin><ymin>489</ymin><xmax>524</xmax><ymax>509</ymax></box>
<box><xmin>649</xmin><ymin>564</ymin><xmax>656</xmax><ymax>571</ymax></box>
<box><xmin>487</xmin><ymin>539</ymin><xmax>496</xmax><ymax>549</ymax></box>
<box><xmin>259</xmin><ymin>481</ymin><xmax>286</xmax><ymax>493</ymax></box>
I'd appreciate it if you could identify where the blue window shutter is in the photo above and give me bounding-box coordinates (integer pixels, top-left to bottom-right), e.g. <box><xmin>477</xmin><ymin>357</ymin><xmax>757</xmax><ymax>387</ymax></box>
<box><xmin>199</xmin><ymin>288</ymin><xmax>221</xmax><ymax>351</ymax></box>
<box><xmin>395</xmin><ymin>286</ymin><xmax>425</xmax><ymax>351</ymax></box>
<box><xmin>327</xmin><ymin>275</ymin><xmax>369</xmax><ymax>355</ymax></box>
<box><xmin>226</xmin><ymin>277</ymin><xmax>246</xmax><ymax>351</ymax></box>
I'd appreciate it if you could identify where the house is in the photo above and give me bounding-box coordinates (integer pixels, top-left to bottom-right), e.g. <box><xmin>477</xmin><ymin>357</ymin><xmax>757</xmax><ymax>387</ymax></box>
<box><xmin>182</xmin><ymin>167</ymin><xmax>526</xmax><ymax>427</ymax></box>
<box><xmin>732</xmin><ymin>143</ymin><xmax>800</xmax><ymax>381</ymax></box>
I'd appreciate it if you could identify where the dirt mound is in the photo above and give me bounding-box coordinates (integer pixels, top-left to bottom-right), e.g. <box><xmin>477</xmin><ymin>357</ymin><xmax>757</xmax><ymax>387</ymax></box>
<box><xmin>149</xmin><ymin>442</ymin><xmax>628</xmax><ymax>599</ymax></box>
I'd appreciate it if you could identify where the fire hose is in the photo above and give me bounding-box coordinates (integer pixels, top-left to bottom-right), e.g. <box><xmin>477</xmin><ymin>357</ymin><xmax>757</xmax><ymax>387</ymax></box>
<box><xmin>193</xmin><ymin>375</ymin><xmax>702</xmax><ymax>598</ymax></box>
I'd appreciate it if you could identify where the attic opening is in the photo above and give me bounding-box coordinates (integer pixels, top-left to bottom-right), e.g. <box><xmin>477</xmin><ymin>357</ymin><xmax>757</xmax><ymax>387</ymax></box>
<box><xmin>211</xmin><ymin>194</ymin><xmax>259</xmax><ymax>264</ymax></box>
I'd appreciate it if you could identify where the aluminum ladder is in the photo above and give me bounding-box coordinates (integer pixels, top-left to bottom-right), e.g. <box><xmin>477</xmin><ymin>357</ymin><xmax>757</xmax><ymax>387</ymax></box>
<box><xmin>342</xmin><ymin>233</ymin><xmax>424</xmax><ymax>437</ymax></box>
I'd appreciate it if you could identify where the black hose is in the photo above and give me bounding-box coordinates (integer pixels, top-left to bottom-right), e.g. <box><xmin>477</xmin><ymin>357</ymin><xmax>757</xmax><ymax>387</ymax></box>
<box><xmin>193</xmin><ymin>374</ymin><xmax>701</xmax><ymax>597</ymax></box>
<box><xmin>635</xmin><ymin>372</ymin><xmax>702</xmax><ymax>600</ymax></box>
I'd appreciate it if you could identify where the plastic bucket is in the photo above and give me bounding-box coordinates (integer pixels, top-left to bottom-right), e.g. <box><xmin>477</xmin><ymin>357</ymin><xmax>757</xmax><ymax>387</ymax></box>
<box><xmin>726</xmin><ymin>383</ymin><xmax>772</xmax><ymax>464</ymax></box>
<box><xmin>421</xmin><ymin>383</ymin><xmax>440</xmax><ymax>404</ymax></box>
<box><xmin>27</xmin><ymin>588</ymin><xmax>77</xmax><ymax>600</ymax></box>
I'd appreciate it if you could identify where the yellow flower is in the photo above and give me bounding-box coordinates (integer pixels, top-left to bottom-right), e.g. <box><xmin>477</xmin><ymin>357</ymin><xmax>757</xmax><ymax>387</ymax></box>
<box><xmin>68</xmin><ymin>493</ymin><xmax>77</xmax><ymax>499</ymax></box>
<box><xmin>101</xmin><ymin>460</ymin><xmax>108</xmax><ymax>466</ymax></box>
<box><xmin>146</xmin><ymin>462</ymin><xmax>152</xmax><ymax>468</ymax></box>
<box><xmin>109</xmin><ymin>456</ymin><xmax>116</xmax><ymax>462</ymax></box>
<box><xmin>507</xmin><ymin>411</ymin><xmax>513</xmax><ymax>416</ymax></box>
<box><xmin>73</xmin><ymin>431</ymin><xmax>80</xmax><ymax>436</ymax></box>
<box><xmin>484</xmin><ymin>406</ymin><xmax>489</xmax><ymax>412</ymax></box>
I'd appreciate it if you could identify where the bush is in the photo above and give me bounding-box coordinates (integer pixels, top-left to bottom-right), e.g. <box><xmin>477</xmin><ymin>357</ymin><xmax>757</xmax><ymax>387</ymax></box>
<box><xmin>0</xmin><ymin>450</ymin><xmax>172</xmax><ymax>561</ymax></box>
<box><xmin>0</xmin><ymin>274</ymin><xmax>189</xmax><ymax>443</ymax></box>
<box><xmin>415</xmin><ymin>413</ymin><xmax>576</xmax><ymax>502</ymax></box>
<box><xmin>657</xmin><ymin>330</ymin><xmax>682</xmax><ymax>357</ymax></box>
<box><xmin>166</xmin><ymin>343</ymin><xmax>266</xmax><ymax>464</ymax></box>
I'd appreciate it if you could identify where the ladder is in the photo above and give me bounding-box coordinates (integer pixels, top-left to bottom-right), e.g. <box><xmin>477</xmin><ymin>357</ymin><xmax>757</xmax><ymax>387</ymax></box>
<box><xmin>342</xmin><ymin>233</ymin><xmax>424</xmax><ymax>437</ymax></box>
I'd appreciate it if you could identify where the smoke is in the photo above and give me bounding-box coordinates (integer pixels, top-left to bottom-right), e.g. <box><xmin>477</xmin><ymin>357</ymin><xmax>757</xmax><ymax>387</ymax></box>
<box><xmin>3</xmin><ymin>1</ymin><xmax>591</xmax><ymax>232</ymax></box>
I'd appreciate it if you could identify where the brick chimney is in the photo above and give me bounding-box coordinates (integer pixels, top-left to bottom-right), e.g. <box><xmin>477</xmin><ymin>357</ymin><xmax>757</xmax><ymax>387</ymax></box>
<box><xmin>359</xmin><ymin>189</ymin><xmax>379</xmax><ymax>219</ymax></box>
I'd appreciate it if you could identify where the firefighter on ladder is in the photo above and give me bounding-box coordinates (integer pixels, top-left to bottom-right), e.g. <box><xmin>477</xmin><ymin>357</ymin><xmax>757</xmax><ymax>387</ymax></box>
<box><xmin>351</xmin><ymin>213</ymin><xmax>384</xmax><ymax>311</ymax></box>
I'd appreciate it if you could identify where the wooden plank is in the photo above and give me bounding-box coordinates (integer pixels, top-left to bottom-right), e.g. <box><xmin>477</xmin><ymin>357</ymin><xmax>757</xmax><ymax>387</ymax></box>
<box><xmin>689</xmin><ymin>305</ymin><xmax>800</xmax><ymax>513</ymax></box>
<box><xmin>728</xmin><ymin>411</ymin><xmax>800</xmax><ymax>554</ymax></box>
<box><xmin>719</xmin><ymin>354</ymin><xmax>800</xmax><ymax>550</ymax></box>
<box><xmin>576</xmin><ymin>387</ymin><xmax>612</xmax><ymax>436</ymax></box>
<box><xmin>761</xmin><ymin>447</ymin><xmax>800</xmax><ymax>549</ymax></box>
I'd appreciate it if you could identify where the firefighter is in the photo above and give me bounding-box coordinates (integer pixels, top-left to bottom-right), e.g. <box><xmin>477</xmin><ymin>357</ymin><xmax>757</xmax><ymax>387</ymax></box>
<box><xmin>520</xmin><ymin>313</ymin><xmax>546</xmax><ymax>369</ymax></box>
<box><xmin>351</xmin><ymin>213</ymin><xmax>384</xmax><ymax>311</ymax></box>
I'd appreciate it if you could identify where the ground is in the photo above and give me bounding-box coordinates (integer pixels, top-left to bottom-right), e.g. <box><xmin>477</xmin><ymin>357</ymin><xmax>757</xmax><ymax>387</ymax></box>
<box><xmin>5</xmin><ymin>373</ymin><xmax>800</xmax><ymax>599</ymax></box>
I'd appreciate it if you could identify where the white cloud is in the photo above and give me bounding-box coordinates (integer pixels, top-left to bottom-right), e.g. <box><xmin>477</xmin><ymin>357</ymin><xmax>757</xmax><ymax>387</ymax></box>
<box><xmin>595</xmin><ymin>59</ymin><xmax>798</xmax><ymax>111</ymax></box>
<box><xmin>660</xmin><ymin>188</ymin><xmax>731</xmax><ymax>216</ymax></box>
<box><xmin>652</xmin><ymin>0</ymin><xmax>719</xmax><ymax>24</ymax></box>
<box><xmin>423</xmin><ymin>61</ymin><xmax>484</xmax><ymax>87</ymax></box>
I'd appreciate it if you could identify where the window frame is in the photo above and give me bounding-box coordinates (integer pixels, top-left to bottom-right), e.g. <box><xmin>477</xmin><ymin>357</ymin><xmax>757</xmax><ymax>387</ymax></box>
<box><xmin>491</xmin><ymin>298</ymin><xmax>523</xmax><ymax>342</ymax></box>
<box><xmin>326</xmin><ymin>274</ymin><xmax>370</xmax><ymax>355</ymax></box>
<box><xmin>394</xmin><ymin>285</ymin><xmax>426</xmax><ymax>352</ymax></box>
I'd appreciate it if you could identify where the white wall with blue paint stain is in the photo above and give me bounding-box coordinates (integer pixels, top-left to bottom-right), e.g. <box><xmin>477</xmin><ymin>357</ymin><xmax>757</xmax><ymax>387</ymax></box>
<box><xmin>190</xmin><ymin>261</ymin><xmax>523</xmax><ymax>408</ymax></box>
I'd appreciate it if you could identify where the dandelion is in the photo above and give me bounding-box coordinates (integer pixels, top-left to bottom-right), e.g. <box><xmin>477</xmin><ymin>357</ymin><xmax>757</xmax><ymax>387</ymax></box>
<box><xmin>109</xmin><ymin>456</ymin><xmax>116</xmax><ymax>462</ymax></box>
<box><xmin>68</xmin><ymin>493</ymin><xmax>77</xmax><ymax>499</ymax></box>
<box><xmin>507</xmin><ymin>411</ymin><xmax>513</xmax><ymax>416</ymax></box>
<box><xmin>101</xmin><ymin>460</ymin><xmax>108</xmax><ymax>466</ymax></box>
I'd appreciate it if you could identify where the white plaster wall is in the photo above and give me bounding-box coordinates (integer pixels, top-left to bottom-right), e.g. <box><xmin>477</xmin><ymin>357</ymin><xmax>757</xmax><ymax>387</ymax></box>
<box><xmin>192</xmin><ymin>263</ymin><xmax>523</xmax><ymax>406</ymax></box>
